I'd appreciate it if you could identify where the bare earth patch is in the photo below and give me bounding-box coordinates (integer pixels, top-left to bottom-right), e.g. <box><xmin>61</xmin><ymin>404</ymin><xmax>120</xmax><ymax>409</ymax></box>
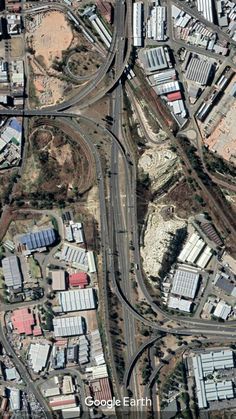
<box><xmin>27</xmin><ymin>11</ymin><xmax>73</xmax><ymax>68</ymax></box>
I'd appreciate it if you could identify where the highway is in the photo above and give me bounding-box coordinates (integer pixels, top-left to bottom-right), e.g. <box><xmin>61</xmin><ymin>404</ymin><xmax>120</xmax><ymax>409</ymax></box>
<box><xmin>109</xmin><ymin>82</ymin><xmax>141</xmax><ymax>408</ymax></box>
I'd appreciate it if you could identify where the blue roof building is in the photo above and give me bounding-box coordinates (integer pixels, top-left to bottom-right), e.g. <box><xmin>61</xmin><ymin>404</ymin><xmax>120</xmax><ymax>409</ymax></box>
<box><xmin>20</xmin><ymin>228</ymin><xmax>56</xmax><ymax>250</ymax></box>
<box><xmin>9</xmin><ymin>118</ymin><xmax>22</xmax><ymax>133</ymax></box>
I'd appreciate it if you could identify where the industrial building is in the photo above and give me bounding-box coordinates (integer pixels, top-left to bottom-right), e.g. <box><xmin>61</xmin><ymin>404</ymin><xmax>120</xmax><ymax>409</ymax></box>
<box><xmin>9</xmin><ymin>388</ymin><xmax>20</xmax><ymax>411</ymax></box>
<box><xmin>171</xmin><ymin>267</ymin><xmax>200</xmax><ymax>299</ymax></box>
<box><xmin>52</xmin><ymin>348</ymin><xmax>65</xmax><ymax>370</ymax></box>
<box><xmin>64</xmin><ymin>221</ymin><xmax>84</xmax><ymax>244</ymax></box>
<box><xmin>141</xmin><ymin>47</ymin><xmax>168</xmax><ymax>72</ymax></box>
<box><xmin>90</xmin><ymin>329</ymin><xmax>105</xmax><ymax>365</ymax></box>
<box><xmin>53</xmin><ymin>316</ymin><xmax>84</xmax><ymax>337</ymax></box>
<box><xmin>6</xmin><ymin>14</ymin><xmax>21</xmax><ymax>35</ymax></box>
<box><xmin>167</xmin><ymin>91</ymin><xmax>182</xmax><ymax>101</ymax></box>
<box><xmin>214</xmin><ymin>272</ymin><xmax>236</xmax><ymax>297</ymax></box>
<box><xmin>196</xmin><ymin>245</ymin><xmax>213</xmax><ymax>269</ymax></box>
<box><xmin>86</xmin><ymin>364</ymin><xmax>108</xmax><ymax>380</ymax></box>
<box><xmin>199</xmin><ymin>221</ymin><xmax>223</xmax><ymax>247</ymax></box>
<box><xmin>89</xmin><ymin>13</ymin><xmax>112</xmax><ymax>48</ymax></box>
<box><xmin>168</xmin><ymin>296</ymin><xmax>192</xmax><ymax>312</ymax></box>
<box><xmin>87</xmin><ymin>251</ymin><xmax>96</xmax><ymax>273</ymax></box>
<box><xmin>62</xmin><ymin>375</ymin><xmax>74</xmax><ymax>395</ymax></box>
<box><xmin>197</xmin><ymin>0</ymin><xmax>214</xmax><ymax>23</ymax></box>
<box><xmin>89</xmin><ymin>377</ymin><xmax>113</xmax><ymax>407</ymax></box>
<box><xmin>59</xmin><ymin>244</ymin><xmax>88</xmax><ymax>271</ymax></box>
<box><xmin>69</xmin><ymin>272</ymin><xmax>89</xmax><ymax>288</ymax></box>
<box><xmin>0</xmin><ymin>118</ymin><xmax>22</xmax><ymax>169</ymax></box>
<box><xmin>11</xmin><ymin>308</ymin><xmax>35</xmax><ymax>335</ymax></box>
<box><xmin>51</xmin><ymin>270</ymin><xmax>66</xmax><ymax>291</ymax></box>
<box><xmin>67</xmin><ymin>345</ymin><xmax>78</xmax><ymax>364</ymax></box>
<box><xmin>59</xmin><ymin>288</ymin><xmax>96</xmax><ymax>312</ymax></box>
<box><xmin>149</xmin><ymin>69</ymin><xmax>177</xmax><ymax>86</ymax></box>
<box><xmin>11</xmin><ymin>60</ymin><xmax>24</xmax><ymax>88</ymax></box>
<box><xmin>133</xmin><ymin>2</ymin><xmax>143</xmax><ymax>47</ymax></box>
<box><xmin>185</xmin><ymin>55</ymin><xmax>214</xmax><ymax>85</ymax></box>
<box><xmin>192</xmin><ymin>350</ymin><xmax>234</xmax><ymax>408</ymax></box>
<box><xmin>168</xmin><ymin>99</ymin><xmax>186</xmax><ymax>118</ymax></box>
<box><xmin>171</xmin><ymin>4</ymin><xmax>225</xmax><ymax>53</ymax></box>
<box><xmin>2</xmin><ymin>255</ymin><xmax>22</xmax><ymax>290</ymax></box>
<box><xmin>154</xmin><ymin>80</ymin><xmax>180</xmax><ymax>95</ymax></box>
<box><xmin>49</xmin><ymin>395</ymin><xmax>77</xmax><ymax>411</ymax></box>
<box><xmin>19</xmin><ymin>228</ymin><xmax>56</xmax><ymax>252</ymax></box>
<box><xmin>213</xmin><ymin>300</ymin><xmax>231</xmax><ymax>320</ymax></box>
<box><xmin>178</xmin><ymin>231</ymin><xmax>213</xmax><ymax>268</ymax></box>
<box><xmin>28</xmin><ymin>343</ymin><xmax>50</xmax><ymax>373</ymax></box>
<box><xmin>78</xmin><ymin>335</ymin><xmax>90</xmax><ymax>365</ymax></box>
<box><xmin>147</xmin><ymin>5</ymin><xmax>166</xmax><ymax>41</ymax></box>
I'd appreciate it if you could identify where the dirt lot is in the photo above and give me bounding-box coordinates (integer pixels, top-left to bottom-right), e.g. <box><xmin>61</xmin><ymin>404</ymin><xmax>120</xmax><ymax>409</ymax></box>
<box><xmin>27</xmin><ymin>11</ymin><xmax>73</xmax><ymax>69</ymax></box>
<box><xmin>14</xmin><ymin>122</ymin><xmax>95</xmax><ymax>205</ymax></box>
<box><xmin>10</xmin><ymin>36</ymin><xmax>24</xmax><ymax>58</ymax></box>
<box><xmin>4</xmin><ymin>215</ymin><xmax>52</xmax><ymax>241</ymax></box>
<box><xmin>78</xmin><ymin>309</ymin><xmax>98</xmax><ymax>333</ymax></box>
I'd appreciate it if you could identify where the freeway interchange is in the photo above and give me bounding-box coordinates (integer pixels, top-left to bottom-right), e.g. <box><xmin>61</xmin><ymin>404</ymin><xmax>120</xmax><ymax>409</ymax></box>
<box><xmin>1</xmin><ymin>0</ymin><xmax>236</xmax><ymax>416</ymax></box>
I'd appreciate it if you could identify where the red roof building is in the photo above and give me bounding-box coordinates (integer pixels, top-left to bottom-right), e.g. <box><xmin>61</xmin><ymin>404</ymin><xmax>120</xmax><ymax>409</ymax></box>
<box><xmin>90</xmin><ymin>378</ymin><xmax>112</xmax><ymax>403</ymax></box>
<box><xmin>33</xmin><ymin>326</ymin><xmax>42</xmax><ymax>336</ymax></box>
<box><xmin>69</xmin><ymin>272</ymin><xmax>89</xmax><ymax>289</ymax></box>
<box><xmin>167</xmin><ymin>91</ymin><xmax>182</xmax><ymax>102</ymax></box>
<box><xmin>11</xmin><ymin>308</ymin><xmax>35</xmax><ymax>335</ymax></box>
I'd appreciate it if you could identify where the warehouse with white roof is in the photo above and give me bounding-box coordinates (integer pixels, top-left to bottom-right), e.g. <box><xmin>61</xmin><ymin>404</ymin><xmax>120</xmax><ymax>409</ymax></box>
<box><xmin>59</xmin><ymin>288</ymin><xmax>96</xmax><ymax>312</ymax></box>
<box><xmin>59</xmin><ymin>244</ymin><xmax>88</xmax><ymax>271</ymax></box>
<box><xmin>53</xmin><ymin>316</ymin><xmax>85</xmax><ymax>337</ymax></box>
<box><xmin>28</xmin><ymin>343</ymin><xmax>50</xmax><ymax>373</ymax></box>
<box><xmin>59</xmin><ymin>244</ymin><xmax>96</xmax><ymax>273</ymax></box>
<box><xmin>185</xmin><ymin>55</ymin><xmax>214</xmax><ymax>85</ymax></box>
<box><xmin>147</xmin><ymin>5</ymin><xmax>166</xmax><ymax>41</ymax></box>
<box><xmin>178</xmin><ymin>230</ymin><xmax>213</xmax><ymax>268</ymax></box>
<box><xmin>213</xmin><ymin>300</ymin><xmax>231</xmax><ymax>320</ymax></box>
<box><xmin>192</xmin><ymin>350</ymin><xmax>234</xmax><ymax>408</ymax></box>
<box><xmin>197</xmin><ymin>0</ymin><xmax>214</xmax><ymax>23</ymax></box>
<box><xmin>133</xmin><ymin>2</ymin><xmax>143</xmax><ymax>47</ymax></box>
<box><xmin>2</xmin><ymin>255</ymin><xmax>22</xmax><ymax>290</ymax></box>
<box><xmin>171</xmin><ymin>267</ymin><xmax>200</xmax><ymax>299</ymax></box>
<box><xmin>168</xmin><ymin>296</ymin><xmax>192</xmax><ymax>312</ymax></box>
<box><xmin>142</xmin><ymin>46</ymin><xmax>168</xmax><ymax>72</ymax></box>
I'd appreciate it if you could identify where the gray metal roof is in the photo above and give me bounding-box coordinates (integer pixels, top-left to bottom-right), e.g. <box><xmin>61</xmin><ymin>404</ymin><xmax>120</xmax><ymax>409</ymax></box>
<box><xmin>59</xmin><ymin>289</ymin><xmax>96</xmax><ymax>312</ymax></box>
<box><xmin>171</xmin><ymin>268</ymin><xmax>199</xmax><ymax>299</ymax></box>
<box><xmin>2</xmin><ymin>255</ymin><xmax>22</xmax><ymax>289</ymax></box>
<box><xmin>53</xmin><ymin>316</ymin><xmax>84</xmax><ymax>337</ymax></box>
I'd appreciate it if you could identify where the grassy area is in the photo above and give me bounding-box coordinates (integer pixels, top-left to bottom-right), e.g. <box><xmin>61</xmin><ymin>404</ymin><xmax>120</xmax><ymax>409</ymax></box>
<box><xmin>203</xmin><ymin>148</ymin><xmax>236</xmax><ymax>179</ymax></box>
<box><xmin>50</xmin><ymin>216</ymin><xmax>59</xmax><ymax>232</ymax></box>
<box><xmin>28</xmin><ymin>256</ymin><xmax>42</xmax><ymax>279</ymax></box>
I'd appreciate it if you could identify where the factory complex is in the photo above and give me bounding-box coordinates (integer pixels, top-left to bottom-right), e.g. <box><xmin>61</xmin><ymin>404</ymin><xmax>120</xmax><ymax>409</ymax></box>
<box><xmin>154</xmin><ymin>211</ymin><xmax>236</xmax><ymax>320</ymax></box>
<box><xmin>0</xmin><ymin>208</ymin><xmax>114</xmax><ymax>415</ymax></box>
<box><xmin>188</xmin><ymin>349</ymin><xmax>236</xmax><ymax>409</ymax></box>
